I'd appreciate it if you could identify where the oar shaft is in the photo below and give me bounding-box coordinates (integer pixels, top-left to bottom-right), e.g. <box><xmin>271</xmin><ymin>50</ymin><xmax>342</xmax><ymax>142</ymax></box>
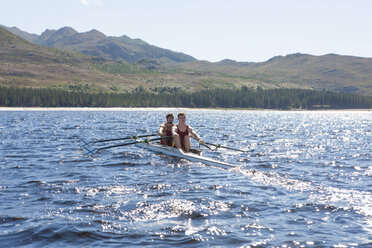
<box><xmin>93</xmin><ymin>134</ymin><xmax>157</xmax><ymax>143</ymax></box>
<box><xmin>97</xmin><ymin>140</ymin><xmax>140</xmax><ymax>151</ymax></box>
<box><xmin>97</xmin><ymin>136</ymin><xmax>172</xmax><ymax>152</ymax></box>
<box><xmin>204</xmin><ymin>142</ymin><xmax>245</xmax><ymax>152</ymax></box>
<box><xmin>202</xmin><ymin>143</ymin><xmax>213</xmax><ymax>150</ymax></box>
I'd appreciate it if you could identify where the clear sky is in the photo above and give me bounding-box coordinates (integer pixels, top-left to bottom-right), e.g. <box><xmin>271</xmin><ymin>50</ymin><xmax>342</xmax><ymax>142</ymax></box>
<box><xmin>1</xmin><ymin>0</ymin><xmax>372</xmax><ymax>62</ymax></box>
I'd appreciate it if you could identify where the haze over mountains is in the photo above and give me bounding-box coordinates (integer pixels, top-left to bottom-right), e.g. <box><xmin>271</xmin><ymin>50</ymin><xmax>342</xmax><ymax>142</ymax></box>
<box><xmin>1</xmin><ymin>24</ymin><xmax>372</xmax><ymax>96</ymax></box>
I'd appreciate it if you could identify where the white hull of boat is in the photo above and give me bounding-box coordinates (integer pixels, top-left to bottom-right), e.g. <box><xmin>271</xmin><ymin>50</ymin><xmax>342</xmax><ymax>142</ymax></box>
<box><xmin>136</xmin><ymin>142</ymin><xmax>235</xmax><ymax>169</ymax></box>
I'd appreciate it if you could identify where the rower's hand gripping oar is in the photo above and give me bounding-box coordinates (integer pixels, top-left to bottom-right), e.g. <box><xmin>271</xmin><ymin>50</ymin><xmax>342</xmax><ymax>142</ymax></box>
<box><xmin>204</xmin><ymin>142</ymin><xmax>245</xmax><ymax>153</ymax></box>
<box><xmin>84</xmin><ymin>136</ymin><xmax>172</xmax><ymax>156</ymax></box>
<box><xmin>81</xmin><ymin>133</ymin><xmax>158</xmax><ymax>148</ymax></box>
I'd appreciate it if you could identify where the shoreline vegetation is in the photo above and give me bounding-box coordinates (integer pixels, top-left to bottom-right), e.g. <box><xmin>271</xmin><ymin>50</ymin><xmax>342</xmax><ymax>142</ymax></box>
<box><xmin>0</xmin><ymin>107</ymin><xmax>371</xmax><ymax>112</ymax></box>
<box><xmin>1</xmin><ymin>86</ymin><xmax>372</xmax><ymax>110</ymax></box>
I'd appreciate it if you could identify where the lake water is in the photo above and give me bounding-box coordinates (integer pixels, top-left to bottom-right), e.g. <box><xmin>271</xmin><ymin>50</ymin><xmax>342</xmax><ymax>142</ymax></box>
<box><xmin>0</xmin><ymin>109</ymin><xmax>371</xmax><ymax>247</ymax></box>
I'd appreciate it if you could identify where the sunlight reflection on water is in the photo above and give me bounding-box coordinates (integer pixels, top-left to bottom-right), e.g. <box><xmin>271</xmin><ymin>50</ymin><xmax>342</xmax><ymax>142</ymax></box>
<box><xmin>0</xmin><ymin>109</ymin><xmax>371</xmax><ymax>247</ymax></box>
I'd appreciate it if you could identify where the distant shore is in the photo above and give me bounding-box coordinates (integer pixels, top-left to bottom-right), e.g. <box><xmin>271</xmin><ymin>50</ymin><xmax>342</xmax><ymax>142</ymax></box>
<box><xmin>1</xmin><ymin>107</ymin><xmax>371</xmax><ymax>112</ymax></box>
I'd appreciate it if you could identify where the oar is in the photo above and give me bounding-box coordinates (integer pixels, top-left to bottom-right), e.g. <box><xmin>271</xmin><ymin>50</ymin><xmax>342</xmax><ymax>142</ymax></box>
<box><xmin>204</xmin><ymin>142</ymin><xmax>245</xmax><ymax>153</ymax></box>
<box><xmin>84</xmin><ymin>136</ymin><xmax>172</xmax><ymax>155</ymax></box>
<box><xmin>81</xmin><ymin>134</ymin><xmax>158</xmax><ymax>147</ymax></box>
<box><xmin>200</xmin><ymin>142</ymin><xmax>213</xmax><ymax>150</ymax></box>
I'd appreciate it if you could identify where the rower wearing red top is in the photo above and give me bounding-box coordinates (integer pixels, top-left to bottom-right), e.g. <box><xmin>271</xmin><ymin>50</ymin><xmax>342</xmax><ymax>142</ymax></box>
<box><xmin>158</xmin><ymin>113</ymin><xmax>175</xmax><ymax>146</ymax></box>
<box><xmin>172</xmin><ymin>112</ymin><xmax>204</xmax><ymax>152</ymax></box>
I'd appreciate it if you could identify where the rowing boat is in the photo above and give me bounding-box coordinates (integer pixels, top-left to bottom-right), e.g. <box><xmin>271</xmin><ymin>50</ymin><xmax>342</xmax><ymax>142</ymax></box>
<box><xmin>136</xmin><ymin>142</ymin><xmax>235</xmax><ymax>169</ymax></box>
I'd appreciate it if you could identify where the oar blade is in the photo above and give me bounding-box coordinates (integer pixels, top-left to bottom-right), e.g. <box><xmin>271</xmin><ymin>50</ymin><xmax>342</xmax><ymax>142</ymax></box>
<box><xmin>83</xmin><ymin>147</ymin><xmax>97</xmax><ymax>156</ymax></box>
<box><xmin>80</xmin><ymin>138</ymin><xmax>92</xmax><ymax>148</ymax></box>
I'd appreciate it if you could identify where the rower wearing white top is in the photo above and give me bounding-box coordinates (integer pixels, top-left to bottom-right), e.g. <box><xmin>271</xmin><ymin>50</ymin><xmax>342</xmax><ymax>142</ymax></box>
<box><xmin>172</xmin><ymin>112</ymin><xmax>204</xmax><ymax>152</ymax></box>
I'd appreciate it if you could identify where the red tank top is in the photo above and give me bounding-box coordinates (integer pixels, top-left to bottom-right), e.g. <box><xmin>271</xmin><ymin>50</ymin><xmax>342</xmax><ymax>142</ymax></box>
<box><xmin>160</xmin><ymin>124</ymin><xmax>173</xmax><ymax>146</ymax></box>
<box><xmin>177</xmin><ymin>125</ymin><xmax>189</xmax><ymax>149</ymax></box>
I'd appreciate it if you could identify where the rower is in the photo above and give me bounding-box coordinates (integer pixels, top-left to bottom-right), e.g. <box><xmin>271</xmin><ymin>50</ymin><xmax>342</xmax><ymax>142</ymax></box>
<box><xmin>172</xmin><ymin>112</ymin><xmax>204</xmax><ymax>152</ymax></box>
<box><xmin>158</xmin><ymin>113</ymin><xmax>175</xmax><ymax>146</ymax></box>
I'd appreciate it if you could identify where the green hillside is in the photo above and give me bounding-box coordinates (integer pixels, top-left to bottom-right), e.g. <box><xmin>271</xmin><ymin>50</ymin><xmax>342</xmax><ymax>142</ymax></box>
<box><xmin>3</xmin><ymin>25</ymin><xmax>372</xmax><ymax>97</ymax></box>
<box><xmin>0</xmin><ymin>27</ymin><xmax>261</xmax><ymax>93</ymax></box>
<box><xmin>168</xmin><ymin>53</ymin><xmax>372</xmax><ymax>96</ymax></box>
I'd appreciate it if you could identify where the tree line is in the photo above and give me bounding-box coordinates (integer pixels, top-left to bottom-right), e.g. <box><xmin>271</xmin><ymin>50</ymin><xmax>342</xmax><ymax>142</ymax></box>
<box><xmin>1</xmin><ymin>86</ymin><xmax>372</xmax><ymax>109</ymax></box>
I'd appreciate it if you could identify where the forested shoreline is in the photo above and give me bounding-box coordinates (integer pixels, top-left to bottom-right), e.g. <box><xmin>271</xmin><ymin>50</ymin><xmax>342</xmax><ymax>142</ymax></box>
<box><xmin>1</xmin><ymin>86</ymin><xmax>372</xmax><ymax>109</ymax></box>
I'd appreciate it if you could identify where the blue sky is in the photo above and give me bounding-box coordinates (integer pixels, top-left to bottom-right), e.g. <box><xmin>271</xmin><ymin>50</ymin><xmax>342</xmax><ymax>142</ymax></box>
<box><xmin>1</xmin><ymin>0</ymin><xmax>372</xmax><ymax>62</ymax></box>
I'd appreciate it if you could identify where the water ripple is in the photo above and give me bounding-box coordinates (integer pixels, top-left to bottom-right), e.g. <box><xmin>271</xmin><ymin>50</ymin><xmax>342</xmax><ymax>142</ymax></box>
<box><xmin>0</xmin><ymin>110</ymin><xmax>371</xmax><ymax>247</ymax></box>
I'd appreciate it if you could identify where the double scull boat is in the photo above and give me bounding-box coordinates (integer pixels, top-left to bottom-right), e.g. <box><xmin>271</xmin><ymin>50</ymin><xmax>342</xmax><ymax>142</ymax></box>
<box><xmin>136</xmin><ymin>142</ymin><xmax>235</xmax><ymax>169</ymax></box>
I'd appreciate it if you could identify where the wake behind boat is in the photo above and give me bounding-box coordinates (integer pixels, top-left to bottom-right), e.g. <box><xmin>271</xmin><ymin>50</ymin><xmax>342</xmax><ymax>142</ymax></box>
<box><xmin>135</xmin><ymin>142</ymin><xmax>235</xmax><ymax>169</ymax></box>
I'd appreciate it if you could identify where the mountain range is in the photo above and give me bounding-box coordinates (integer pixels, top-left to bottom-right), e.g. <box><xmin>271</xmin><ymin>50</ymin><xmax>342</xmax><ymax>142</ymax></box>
<box><xmin>1</xmin><ymin>25</ymin><xmax>195</xmax><ymax>63</ymax></box>
<box><xmin>170</xmin><ymin>53</ymin><xmax>372</xmax><ymax>96</ymax></box>
<box><xmin>0</xmin><ymin>26</ymin><xmax>250</xmax><ymax>92</ymax></box>
<box><xmin>1</xmin><ymin>24</ymin><xmax>372</xmax><ymax>96</ymax></box>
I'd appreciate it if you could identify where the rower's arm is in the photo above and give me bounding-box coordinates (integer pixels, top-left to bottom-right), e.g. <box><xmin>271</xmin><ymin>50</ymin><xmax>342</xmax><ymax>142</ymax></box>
<box><xmin>188</xmin><ymin>126</ymin><xmax>201</xmax><ymax>141</ymax></box>
<box><xmin>158</xmin><ymin>123</ymin><xmax>165</xmax><ymax>136</ymax></box>
<box><xmin>171</xmin><ymin>125</ymin><xmax>178</xmax><ymax>136</ymax></box>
